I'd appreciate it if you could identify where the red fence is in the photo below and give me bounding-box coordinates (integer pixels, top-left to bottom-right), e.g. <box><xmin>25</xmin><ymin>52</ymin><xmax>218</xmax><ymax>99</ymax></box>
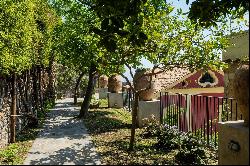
<box><xmin>159</xmin><ymin>92</ymin><xmax>242</xmax><ymax>147</ymax></box>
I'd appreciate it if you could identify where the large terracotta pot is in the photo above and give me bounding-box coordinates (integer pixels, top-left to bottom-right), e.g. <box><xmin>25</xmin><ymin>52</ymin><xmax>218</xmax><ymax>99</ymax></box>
<box><xmin>99</xmin><ymin>75</ymin><xmax>108</xmax><ymax>88</ymax></box>
<box><xmin>134</xmin><ymin>69</ymin><xmax>156</xmax><ymax>101</ymax></box>
<box><xmin>108</xmin><ymin>74</ymin><xmax>122</xmax><ymax>93</ymax></box>
<box><xmin>233</xmin><ymin>64</ymin><xmax>249</xmax><ymax>126</ymax></box>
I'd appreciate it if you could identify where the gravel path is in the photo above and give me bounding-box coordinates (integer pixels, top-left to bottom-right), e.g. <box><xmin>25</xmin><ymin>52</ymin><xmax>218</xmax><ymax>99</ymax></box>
<box><xmin>23</xmin><ymin>98</ymin><xmax>101</xmax><ymax>165</ymax></box>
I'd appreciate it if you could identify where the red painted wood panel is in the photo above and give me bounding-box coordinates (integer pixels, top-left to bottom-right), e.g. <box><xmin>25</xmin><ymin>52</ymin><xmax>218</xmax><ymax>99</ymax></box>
<box><xmin>173</xmin><ymin>70</ymin><xmax>224</xmax><ymax>89</ymax></box>
<box><xmin>160</xmin><ymin>92</ymin><xmax>225</xmax><ymax>134</ymax></box>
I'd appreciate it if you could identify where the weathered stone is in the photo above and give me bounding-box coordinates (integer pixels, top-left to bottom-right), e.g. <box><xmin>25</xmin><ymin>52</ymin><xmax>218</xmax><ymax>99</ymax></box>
<box><xmin>218</xmin><ymin>121</ymin><xmax>249</xmax><ymax>165</ymax></box>
<box><xmin>233</xmin><ymin>64</ymin><xmax>249</xmax><ymax>126</ymax></box>
<box><xmin>99</xmin><ymin>75</ymin><xmax>108</xmax><ymax>88</ymax></box>
<box><xmin>99</xmin><ymin>88</ymin><xmax>108</xmax><ymax>99</ymax></box>
<box><xmin>134</xmin><ymin>69</ymin><xmax>156</xmax><ymax>101</ymax></box>
<box><xmin>108</xmin><ymin>92</ymin><xmax>123</xmax><ymax>108</ymax></box>
<box><xmin>108</xmin><ymin>74</ymin><xmax>122</xmax><ymax>93</ymax></box>
<box><xmin>138</xmin><ymin>100</ymin><xmax>160</xmax><ymax>127</ymax></box>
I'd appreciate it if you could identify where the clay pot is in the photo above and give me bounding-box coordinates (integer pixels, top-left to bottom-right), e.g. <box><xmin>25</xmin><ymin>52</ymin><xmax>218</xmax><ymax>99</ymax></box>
<box><xmin>134</xmin><ymin>69</ymin><xmax>156</xmax><ymax>101</ymax></box>
<box><xmin>108</xmin><ymin>74</ymin><xmax>122</xmax><ymax>93</ymax></box>
<box><xmin>99</xmin><ymin>75</ymin><xmax>108</xmax><ymax>88</ymax></box>
<box><xmin>233</xmin><ymin>64</ymin><xmax>249</xmax><ymax>126</ymax></box>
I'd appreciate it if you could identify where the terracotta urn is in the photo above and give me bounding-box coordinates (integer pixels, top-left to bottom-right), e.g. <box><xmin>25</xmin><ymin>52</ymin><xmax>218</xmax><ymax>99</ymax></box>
<box><xmin>99</xmin><ymin>75</ymin><xmax>108</xmax><ymax>88</ymax></box>
<box><xmin>134</xmin><ymin>68</ymin><xmax>156</xmax><ymax>101</ymax></box>
<box><xmin>233</xmin><ymin>64</ymin><xmax>249</xmax><ymax>126</ymax></box>
<box><xmin>108</xmin><ymin>74</ymin><xmax>122</xmax><ymax>93</ymax></box>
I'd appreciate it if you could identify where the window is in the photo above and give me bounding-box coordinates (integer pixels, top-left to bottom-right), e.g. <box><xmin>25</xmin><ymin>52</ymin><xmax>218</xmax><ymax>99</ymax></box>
<box><xmin>199</xmin><ymin>72</ymin><xmax>214</xmax><ymax>84</ymax></box>
<box><xmin>198</xmin><ymin>70</ymin><xmax>218</xmax><ymax>87</ymax></box>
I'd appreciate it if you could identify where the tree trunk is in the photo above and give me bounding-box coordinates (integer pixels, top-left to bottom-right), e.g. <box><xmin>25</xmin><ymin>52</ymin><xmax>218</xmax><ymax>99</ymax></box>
<box><xmin>129</xmin><ymin>92</ymin><xmax>139</xmax><ymax>150</ymax></box>
<box><xmin>18</xmin><ymin>72</ymin><xmax>29</xmax><ymax>113</ymax></box>
<box><xmin>10</xmin><ymin>73</ymin><xmax>16</xmax><ymax>143</ymax></box>
<box><xmin>74</xmin><ymin>72</ymin><xmax>85</xmax><ymax>105</ymax></box>
<box><xmin>32</xmin><ymin>66</ymin><xmax>39</xmax><ymax>115</ymax></box>
<box><xmin>47</xmin><ymin>54</ymin><xmax>56</xmax><ymax>103</ymax></box>
<box><xmin>26</xmin><ymin>69</ymin><xmax>32</xmax><ymax>113</ymax></box>
<box><xmin>78</xmin><ymin>64</ymin><xmax>96</xmax><ymax>118</ymax></box>
<box><xmin>38</xmin><ymin>65</ymin><xmax>43</xmax><ymax>114</ymax></box>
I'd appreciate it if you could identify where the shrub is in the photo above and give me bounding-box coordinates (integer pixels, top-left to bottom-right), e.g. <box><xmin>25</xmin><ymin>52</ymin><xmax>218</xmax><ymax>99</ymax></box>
<box><xmin>175</xmin><ymin>132</ymin><xmax>206</xmax><ymax>165</ymax></box>
<box><xmin>154</xmin><ymin>125</ymin><xmax>182</xmax><ymax>151</ymax></box>
<box><xmin>89</xmin><ymin>95</ymin><xmax>99</xmax><ymax>108</ymax></box>
<box><xmin>141</xmin><ymin>123</ymin><xmax>207</xmax><ymax>164</ymax></box>
<box><xmin>0</xmin><ymin>144</ymin><xmax>19</xmax><ymax>164</ymax></box>
<box><xmin>141</xmin><ymin>115</ymin><xmax>161</xmax><ymax>139</ymax></box>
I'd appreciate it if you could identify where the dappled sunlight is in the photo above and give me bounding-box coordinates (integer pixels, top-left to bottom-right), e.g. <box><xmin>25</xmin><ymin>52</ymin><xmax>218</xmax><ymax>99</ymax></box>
<box><xmin>24</xmin><ymin>98</ymin><xmax>101</xmax><ymax>165</ymax></box>
<box><xmin>28</xmin><ymin>143</ymin><xmax>100</xmax><ymax>165</ymax></box>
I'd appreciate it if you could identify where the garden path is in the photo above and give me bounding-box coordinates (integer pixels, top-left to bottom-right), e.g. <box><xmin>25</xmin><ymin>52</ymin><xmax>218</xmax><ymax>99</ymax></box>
<box><xmin>23</xmin><ymin>98</ymin><xmax>101</xmax><ymax>165</ymax></box>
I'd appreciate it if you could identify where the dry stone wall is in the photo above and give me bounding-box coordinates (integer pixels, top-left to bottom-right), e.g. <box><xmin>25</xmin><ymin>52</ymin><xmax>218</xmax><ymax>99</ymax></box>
<box><xmin>0</xmin><ymin>66</ymin><xmax>55</xmax><ymax>148</ymax></box>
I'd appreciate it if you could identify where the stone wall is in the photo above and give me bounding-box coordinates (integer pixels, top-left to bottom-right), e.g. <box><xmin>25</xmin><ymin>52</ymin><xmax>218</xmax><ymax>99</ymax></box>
<box><xmin>0</xmin><ymin>78</ymin><xmax>11</xmax><ymax>148</ymax></box>
<box><xmin>0</xmin><ymin>66</ymin><xmax>55</xmax><ymax>148</ymax></box>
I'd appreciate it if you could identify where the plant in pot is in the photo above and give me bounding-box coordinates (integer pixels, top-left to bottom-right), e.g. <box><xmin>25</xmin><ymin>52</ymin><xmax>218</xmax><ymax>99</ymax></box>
<box><xmin>134</xmin><ymin>68</ymin><xmax>157</xmax><ymax>101</ymax></box>
<box><xmin>108</xmin><ymin>74</ymin><xmax>122</xmax><ymax>93</ymax></box>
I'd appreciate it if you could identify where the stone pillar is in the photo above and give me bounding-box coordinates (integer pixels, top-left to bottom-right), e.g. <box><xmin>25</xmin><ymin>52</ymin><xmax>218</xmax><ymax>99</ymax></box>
<box><xmin>218</xmin><ymin>120</ymin><xmax>249</xmax><ymax>165</ymax></box>
<box><xmin>138</xmin><ymin>100</ymin><xmax>160</xmax><ymax>128</ymax></box>
<box><xmin>108</xmin><ymin>92</ymin><xmax>123</xmax><ymax>108</ymax></box>
<box><xmin>99</xmin><ymin>88</ymin><xmax>108</xmax><ymax>99</ymax></box>
<box><xmin>224</xmin><ymin>62</ymin><xmax>242</xmax><ymax>120</ymax></box>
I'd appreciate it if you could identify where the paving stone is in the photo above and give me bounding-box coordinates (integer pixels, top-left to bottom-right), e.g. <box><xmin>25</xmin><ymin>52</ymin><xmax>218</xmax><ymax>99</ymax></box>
<box><xmin>24</xmin><ymin>98</ymin><xmax>101</xmax><ymax>165</ymax></box>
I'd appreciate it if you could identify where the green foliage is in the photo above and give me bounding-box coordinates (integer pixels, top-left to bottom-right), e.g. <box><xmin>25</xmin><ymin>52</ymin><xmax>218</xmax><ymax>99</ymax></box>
<box><xmin>89</xmin><ymin>95</ymin><xmax>99</xmax><ymax>108</ymax></box>
<box><xmin>0</xmin><ymin>0</ymin><xmax>35</xmax><ymax>74</ymax></box>
<box><xmin>0</xmin><ymin>0</ymin><xmax>59</xmax><ymax>75</ymax></box>
<box><xmin>84</xmin><ymin>106</ymin><xmax>131</xmax><ymax>134</ymax></box>
<box><xmin>88</xmin><ymin>0</ymin><xmax>168</xmax><ymax>51</ymax></box>
<box><xmin>141</xmin><ymin>116</ymin><xmax>161</xmax><ymax>138</ymax></box>
<box><xmin>141</xmin><ymin>122</ymin><xmax>209</xmax><ymax>164</ymax></box>
<box><xmin>0</xmin><ymin>144</ymin><xmax>19</xmax><ymax>164</ymax></box>
<box><xmin>154</xmin><ymin>126</ymin><xmax>182</xmax><ymax>151</ymax></box>
<box><xmin>163</xmin><ymin>106</ymin><xmax>186</xmax><ymax>125</ymax></box>
<box><xmin>84</xmin><ymin>106</ymin><xmax>217</xmax><ymax>165</ymax></box>
<box><xmin>175</xmin><ymin>132</ymin><xmax>206</xmax><ymax>165</ymax></box>
<box><xmin>55</xmin><ymin>64</ymin><xmax>88</xmax><ymax>98</ymax></box>
<box><xmin>98</xmin><ymin>99</ymin><xmax>108</xmax><ymax>108</ymax></box>
<box><xmin>187</xmin><ymin>0</ymin><xmax>249</xmax><ymax>27</ymax></box>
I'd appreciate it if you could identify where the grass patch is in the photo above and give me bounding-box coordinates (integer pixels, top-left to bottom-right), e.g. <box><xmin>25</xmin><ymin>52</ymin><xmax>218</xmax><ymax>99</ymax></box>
<box><xmin>0</xmin><ymin>100</ymin><xmax>55</xmax><ymax>165</ymax></box>
<box><xmin>83</xmin><ymin>99</ymin><xmax>218</xmax><ymax>165</ymax></box>
<box><xmin>0</xmin><ymin>127</ymin><xmax>42</xmax><ymax>165</ymax></box>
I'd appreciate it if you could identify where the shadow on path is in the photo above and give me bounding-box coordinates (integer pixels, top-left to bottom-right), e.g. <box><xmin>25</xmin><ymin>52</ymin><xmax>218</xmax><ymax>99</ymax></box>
<box><xmin>23</xmin><ymin>98</ymin><xmax>101</xmax><ymax>165</ymax></box>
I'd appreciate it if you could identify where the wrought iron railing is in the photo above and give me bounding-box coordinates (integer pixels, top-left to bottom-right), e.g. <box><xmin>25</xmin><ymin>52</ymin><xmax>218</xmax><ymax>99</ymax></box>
<box><xmin>123</xmin><ymin>90</ymin><xmax>134</xmax><ymax>112</ymax></box>
<box><xmin>159</xmin><ymin>92</ymin><xmax>242</xmax><ymax>147</ymax></box>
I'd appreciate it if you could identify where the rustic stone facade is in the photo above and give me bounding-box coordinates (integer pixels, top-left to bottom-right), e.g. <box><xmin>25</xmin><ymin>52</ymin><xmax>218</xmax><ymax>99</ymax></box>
<box><xmin>0</xmin><ymin>66</ymin><xmax>56</xmax><ymax>148</ymax></box>
<box><xmin>222</xmin><ymin>30</ymin><xmax>249</xmax><ymax>120</ymax></box>
<box><xmin>0</xmin><ymin>78</ymin><xmax>11</xmax><ymax>148</ymax></box>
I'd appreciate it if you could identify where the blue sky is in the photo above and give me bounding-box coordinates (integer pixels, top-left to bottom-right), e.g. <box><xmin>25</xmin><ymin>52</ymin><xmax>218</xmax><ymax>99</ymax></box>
<box><xmin>122</xmin><ymin>0</ymin><xmax>249</xmax><ymax>81</ymax></box>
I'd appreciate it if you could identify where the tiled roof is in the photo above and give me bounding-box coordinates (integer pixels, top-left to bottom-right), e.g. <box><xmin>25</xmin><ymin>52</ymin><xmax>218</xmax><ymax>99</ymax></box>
<box><xmin>153</xmin><ymin>67</ymin><xmax>191</xmax><ymax>92</ymax></box>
